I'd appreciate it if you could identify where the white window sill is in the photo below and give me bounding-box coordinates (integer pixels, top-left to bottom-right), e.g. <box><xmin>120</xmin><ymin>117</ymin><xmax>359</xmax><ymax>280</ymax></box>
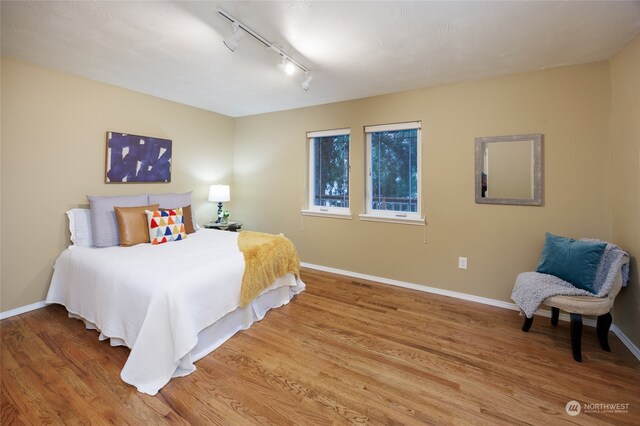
<box><xmin>359</xmin><ymin>213</ymin><xmax>425</xmax><ymax>225</ymax></box>
<box><xmin>301</xmin><ymin>209</ymin><xmax>353</xmax><ymax>220</ymax></box>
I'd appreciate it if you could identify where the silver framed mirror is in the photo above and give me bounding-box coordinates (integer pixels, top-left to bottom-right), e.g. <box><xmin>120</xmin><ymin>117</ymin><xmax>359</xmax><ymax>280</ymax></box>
<box><xmin>475</xmin><ymin>134</ymin><xmax>543</xmax><ymax>206</ymax></box>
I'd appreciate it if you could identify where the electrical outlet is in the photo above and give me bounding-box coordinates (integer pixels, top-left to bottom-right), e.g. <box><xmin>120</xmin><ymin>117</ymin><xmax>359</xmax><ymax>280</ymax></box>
<box><xmin>458</xmin><ymin>257</ymin><xmax>468</xmax><ymax>270</ymax></box>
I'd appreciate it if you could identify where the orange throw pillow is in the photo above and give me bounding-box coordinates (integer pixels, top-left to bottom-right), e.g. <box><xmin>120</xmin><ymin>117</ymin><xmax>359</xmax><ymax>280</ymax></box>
<box><xmin>115</xmin><ymin>204</ymin><xmax>160</xmax><ymax>247</ymax></box>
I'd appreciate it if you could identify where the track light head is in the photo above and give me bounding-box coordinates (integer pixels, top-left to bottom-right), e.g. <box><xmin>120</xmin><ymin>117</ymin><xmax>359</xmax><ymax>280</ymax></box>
<box><xmin>223</xmin><ymin>23</ymin><xmax>246</xmax><ymax>52</ymax></box>
<box><xmin>278</xmin><ymin>57</ymin><xmax>296</xmax><ymax>75</ymax></box>
<box><xmin>301</xmin><ymin>73</ymin><xmax>314</xmax><ymax>91</ymax></box>
<box><xmin>284</xmin><ymin>61</ymin><xmax>296</xmax><ymax>75</ymax></box>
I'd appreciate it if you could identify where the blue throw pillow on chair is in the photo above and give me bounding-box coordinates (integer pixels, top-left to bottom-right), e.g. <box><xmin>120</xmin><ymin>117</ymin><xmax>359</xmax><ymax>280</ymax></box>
<box><xmin>536</xmin><ymin>232</ymin><xmax>607</xmax><ymax>294</ymax></box>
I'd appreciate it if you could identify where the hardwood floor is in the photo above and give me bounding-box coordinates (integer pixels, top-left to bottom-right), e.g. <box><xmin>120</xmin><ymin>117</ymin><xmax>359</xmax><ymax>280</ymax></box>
<box><xmin>2</xmin><ymin>268</ymin><xmax>639</xmax><ymax>425</ymax></box>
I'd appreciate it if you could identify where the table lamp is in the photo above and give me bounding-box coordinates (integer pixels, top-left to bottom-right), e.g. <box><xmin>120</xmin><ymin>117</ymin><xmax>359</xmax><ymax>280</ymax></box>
<box><xmin>208</xmin><ymin>184</ymin><xmax>230</xmax><ymax>223</ymax></box>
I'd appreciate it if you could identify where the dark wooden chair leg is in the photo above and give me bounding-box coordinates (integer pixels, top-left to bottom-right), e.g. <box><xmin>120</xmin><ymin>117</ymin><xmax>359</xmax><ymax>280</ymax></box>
<box><xmin>551</xmin><ymin>307</ymin><xmax>559</xmax><ymax>326</ymax></box>
<box><xmin>596</xmin><ymin>312</ymin><xmax>612</xmax><ymax>352</ymax></box>
<box><xmin>570</xmin><ymin>313</ymin><xmax>583</xmax><ymax>362</ymax></box>
<box><xmin>522</xmin><ymin>316</ymin><xmax>533</xmax><ymax>332</ymax></box>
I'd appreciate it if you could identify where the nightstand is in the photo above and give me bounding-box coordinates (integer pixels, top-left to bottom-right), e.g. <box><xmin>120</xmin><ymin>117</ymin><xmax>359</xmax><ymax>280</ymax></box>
<box><xmin>203</xmin><ymin>221</ymin><xmax>243</xmax><ymax>232</ymax></box>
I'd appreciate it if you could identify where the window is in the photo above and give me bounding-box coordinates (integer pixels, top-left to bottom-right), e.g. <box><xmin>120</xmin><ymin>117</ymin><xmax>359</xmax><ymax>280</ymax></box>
<box><xmin>302</xmin><ymin>128</ymin><xmax>351</xmax><ymax>218</ymax></box>
<box><xmin>361</xmin><ymin>121</ymin><xmax>423</xmax><ymax>224</ymax></box>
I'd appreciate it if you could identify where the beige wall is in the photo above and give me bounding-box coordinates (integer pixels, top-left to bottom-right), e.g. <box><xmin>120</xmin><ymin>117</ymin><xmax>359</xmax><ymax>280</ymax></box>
<box><xmin>0</xmin><ymin>58</ymin><xmax>234</xmax><ymax>311</ymax></box>
<box><xmin>234</xmin><ymin>62</ymin><xmax>612</xmax><ymax>302</ymax></box>
<box><xmin>2</xmin><ymin>51</ymin><xmax>636</xmax><ymax>350</ymax></box>
<box><xmin>610</xmin><ymin>35</ymin><xmax>640</xmax><ymax>346</ymax></box>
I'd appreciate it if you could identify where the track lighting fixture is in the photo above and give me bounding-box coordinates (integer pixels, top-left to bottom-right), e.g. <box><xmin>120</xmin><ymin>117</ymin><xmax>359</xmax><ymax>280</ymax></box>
<box><xmin>223</xmin><ymin>23</ymin><xmax>246</xmax><ymax>52</ymax></box>
<box><xmin>218</xmin><ymin>8</ymin><xmax>314</xmax><ymax>91</ymax></box>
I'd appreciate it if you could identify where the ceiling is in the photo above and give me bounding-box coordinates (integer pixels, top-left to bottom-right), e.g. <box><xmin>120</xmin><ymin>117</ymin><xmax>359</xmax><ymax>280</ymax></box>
<box><xmin>2</xmin><ymin>1</ymin><xmax>640</xmax><ymax>117</ymax></box>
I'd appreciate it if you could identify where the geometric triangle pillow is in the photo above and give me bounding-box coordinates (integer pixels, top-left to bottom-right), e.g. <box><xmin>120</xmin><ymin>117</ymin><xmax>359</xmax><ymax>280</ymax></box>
<box><xmin>145</xmin><ymin>207</ymin><xmax>187</xmax><ymax>245</ymax></box>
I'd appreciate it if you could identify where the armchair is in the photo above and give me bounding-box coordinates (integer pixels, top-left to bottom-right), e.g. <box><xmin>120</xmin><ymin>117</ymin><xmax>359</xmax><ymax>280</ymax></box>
<box><xmin>512</xmin><ymin>235</ymin><xmax>629</xmax><ymax>362</ymax></box>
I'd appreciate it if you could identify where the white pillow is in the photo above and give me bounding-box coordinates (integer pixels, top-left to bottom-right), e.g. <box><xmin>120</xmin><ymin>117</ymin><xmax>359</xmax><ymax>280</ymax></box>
<box><xmin>66</xmin><ymin>208</ymin><xmax>93</xmax><ymax>247</ymax></box>
<box><xmin>87</xmin><ymin>193</ymin><xmax>149</xmax><ymax>247</ymax></box>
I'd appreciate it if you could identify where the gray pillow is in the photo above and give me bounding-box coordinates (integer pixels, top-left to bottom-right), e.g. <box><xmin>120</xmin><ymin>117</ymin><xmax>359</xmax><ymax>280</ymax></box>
<box><xmin>149</xmin><ymin>192</ymin><xmax>197</xmax><ymax>230</ymax></box>
<box><xmin>87</xmin><ymin>194</ymin><xmax>149</xmax><ymax>247</ymax></box>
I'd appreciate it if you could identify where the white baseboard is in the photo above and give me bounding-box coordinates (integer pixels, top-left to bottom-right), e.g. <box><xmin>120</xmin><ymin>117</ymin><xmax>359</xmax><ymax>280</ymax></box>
<box><xmin>301</xmin><ymin>262</ymin><xmax>640</xmax><ymax>361</ymax></box>
<box><xmin>0</xmin><ymin>301</ymin><xmax>47</xmax><ymax>320</ymax></box>
<box><xmin>301</xmin><ymin>262</ymin><xmax>520</xmax><ymax>311</ymax></box>
<box><xmin>611</xmin><ymin>324</ymin><xmax>640</xmax><ymax>360</ymax></box>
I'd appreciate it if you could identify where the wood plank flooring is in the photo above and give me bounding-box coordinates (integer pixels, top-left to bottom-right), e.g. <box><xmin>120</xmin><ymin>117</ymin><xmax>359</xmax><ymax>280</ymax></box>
<box><xmin>2</xmin><ymin>268</ymin><xmax>639</xmax><ymax>425</ymax></box>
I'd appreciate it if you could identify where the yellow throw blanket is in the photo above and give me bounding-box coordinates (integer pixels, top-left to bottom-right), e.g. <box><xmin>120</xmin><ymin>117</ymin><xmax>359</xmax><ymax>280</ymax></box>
<box><xmin>237</xmin><ymin>231</ymin><xmax>300</xmax><ymax>307</ymax></box>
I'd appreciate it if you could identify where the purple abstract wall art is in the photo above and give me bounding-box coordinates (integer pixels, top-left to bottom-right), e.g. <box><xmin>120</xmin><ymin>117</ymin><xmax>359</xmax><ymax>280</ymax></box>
<box><xmin>106</xmin><ymin>132</ymin><xmax>172</xmax><ymax>183</ymax></box>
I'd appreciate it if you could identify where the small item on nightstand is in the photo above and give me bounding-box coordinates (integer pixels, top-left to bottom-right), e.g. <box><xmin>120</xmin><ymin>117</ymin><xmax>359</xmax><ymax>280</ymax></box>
<box><xmin>204</xmin><ymin>220</ymin><xmax>243</xmax><ymax>232</ymax></box>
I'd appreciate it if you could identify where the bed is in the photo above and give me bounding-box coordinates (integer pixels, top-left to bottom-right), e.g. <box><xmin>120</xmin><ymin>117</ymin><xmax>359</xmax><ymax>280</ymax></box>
<box><xmin>46</xmin><ymin>228</ymin><xmax>305</xmax><ymax>395</ymax></box>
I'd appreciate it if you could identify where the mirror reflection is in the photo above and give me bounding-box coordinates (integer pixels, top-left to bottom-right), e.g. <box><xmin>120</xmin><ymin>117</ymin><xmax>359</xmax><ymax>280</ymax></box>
<box><xmin>475</xmin><ymin>134</ymin><xmax>542</xmax><ymax>206</ymax></box>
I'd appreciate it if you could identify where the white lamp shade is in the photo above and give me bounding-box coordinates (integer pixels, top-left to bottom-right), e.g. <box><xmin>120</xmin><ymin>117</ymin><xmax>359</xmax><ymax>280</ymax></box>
<box><xmin>208</xmin><ymin>185</ymin><xmax>230</xmax><ymax>202</ymax></box>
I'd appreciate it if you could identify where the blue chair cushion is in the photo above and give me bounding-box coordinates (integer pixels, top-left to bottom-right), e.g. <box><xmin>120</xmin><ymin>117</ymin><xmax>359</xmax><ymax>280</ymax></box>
<box><xmin>536</xmin><ymin>232</ymin><xmax>607</xmax><ymax>294</ymax></box>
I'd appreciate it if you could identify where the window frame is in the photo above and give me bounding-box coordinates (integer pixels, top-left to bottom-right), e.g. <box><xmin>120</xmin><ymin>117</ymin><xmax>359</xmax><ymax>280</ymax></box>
<box><xmin>360</xmin><ymin>121</ymin><xmax>424</xmax><ymax>225</ymax></box>
<box><xmin>302</xmin><ymin>128</ymin><xmax>352</xmax><ymax>219</ymax></box>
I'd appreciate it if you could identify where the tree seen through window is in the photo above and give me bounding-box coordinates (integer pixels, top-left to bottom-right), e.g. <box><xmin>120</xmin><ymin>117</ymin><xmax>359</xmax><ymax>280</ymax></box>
<box><xmin>313</xmin><ymin>135</ymin><xmax>349</xmax><ymax>208</ymax></box>
<box><xmin>370</xmin><ymin>129</ymin><xmax>418</xmax><ymax>212</ymax></box>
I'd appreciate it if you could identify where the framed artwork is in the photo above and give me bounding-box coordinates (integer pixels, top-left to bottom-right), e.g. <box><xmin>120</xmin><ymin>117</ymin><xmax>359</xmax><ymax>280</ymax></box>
<box><xmin>106</xmin><ymin>131</ymin><xmax>172</xmax><ymax>183</ymax></box>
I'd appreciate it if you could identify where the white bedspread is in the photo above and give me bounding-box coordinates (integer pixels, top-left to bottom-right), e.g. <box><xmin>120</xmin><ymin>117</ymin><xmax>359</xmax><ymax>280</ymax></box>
<box><xmin>46</xmin><ymin>229</ymin><xmax>304</xmax><ymax>395</ymax></box>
